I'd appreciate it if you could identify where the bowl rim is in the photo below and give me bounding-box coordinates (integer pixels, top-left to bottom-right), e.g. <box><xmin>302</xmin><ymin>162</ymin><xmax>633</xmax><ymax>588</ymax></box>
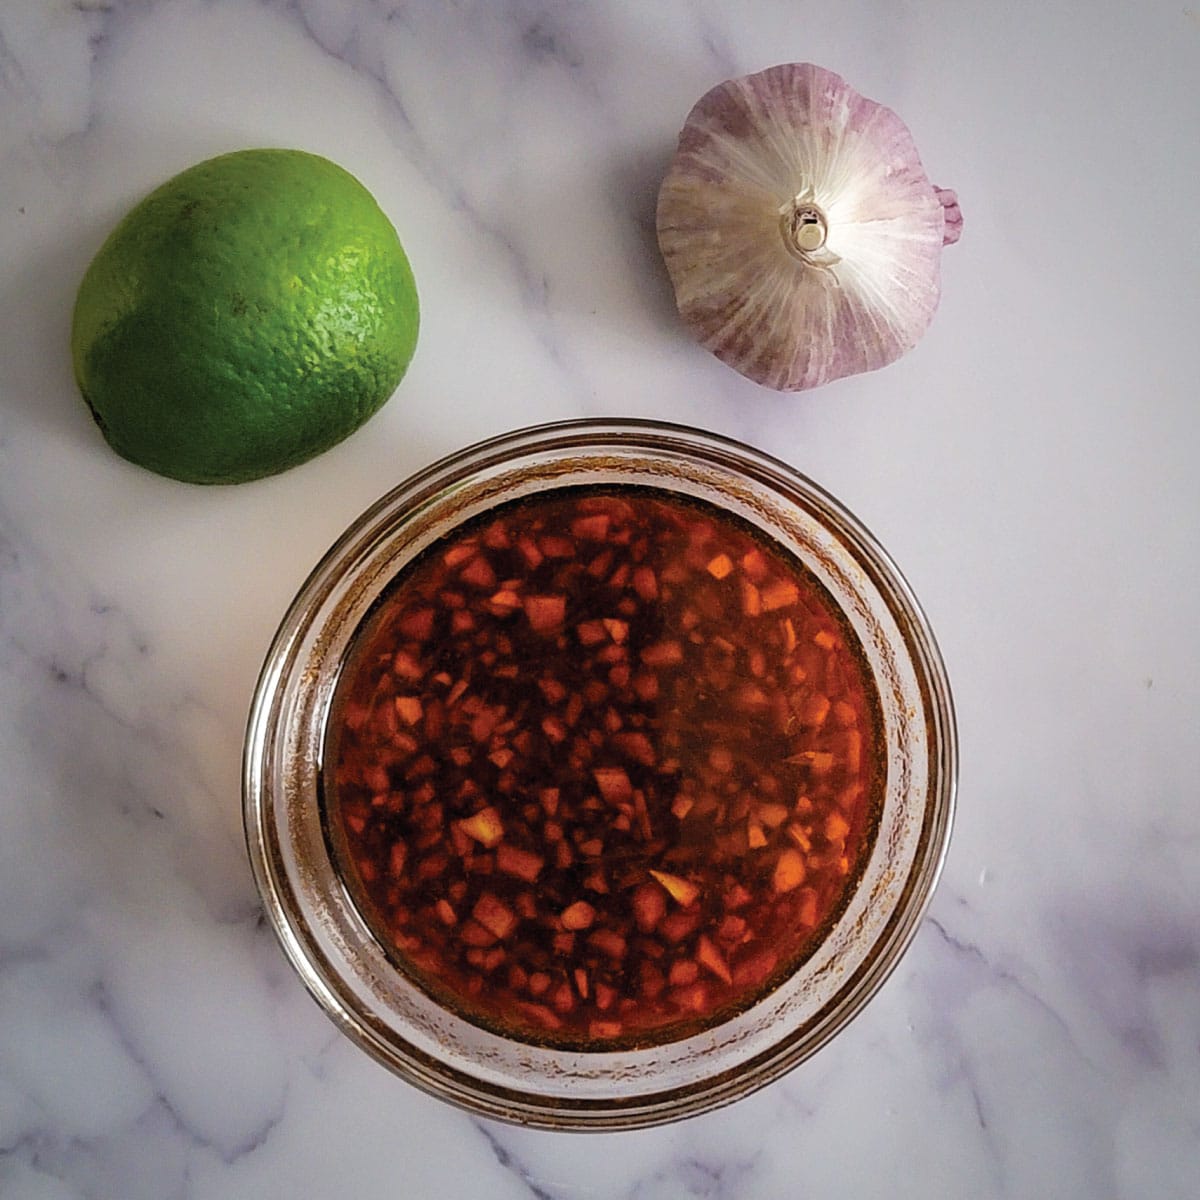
<box><xmin>243</xmin><ymin>417</ymin><xmax>957</xmax><ymax>1129</ymax></box>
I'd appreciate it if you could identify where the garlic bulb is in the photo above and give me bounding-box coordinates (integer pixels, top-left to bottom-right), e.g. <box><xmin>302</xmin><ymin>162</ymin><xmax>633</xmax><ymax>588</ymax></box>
<box><xmin>657</xmin><ymin>63</ymin><xmax>960</xmax><ymax>392</ymax></box>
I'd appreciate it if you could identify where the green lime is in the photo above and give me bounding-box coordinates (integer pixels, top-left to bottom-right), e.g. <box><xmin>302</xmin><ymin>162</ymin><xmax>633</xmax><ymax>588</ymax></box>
<box><xmin>71</xmin><ymin>149</ymin><xmax>419</xmax><ymax>484</ymax></box>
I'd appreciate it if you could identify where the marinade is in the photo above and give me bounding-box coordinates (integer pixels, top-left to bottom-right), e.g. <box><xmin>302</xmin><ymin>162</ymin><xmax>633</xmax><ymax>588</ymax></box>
<box><xmin>324</xmin><ymin>486</ymin><xmax>882</xmax><ymax>1047</ymax></box>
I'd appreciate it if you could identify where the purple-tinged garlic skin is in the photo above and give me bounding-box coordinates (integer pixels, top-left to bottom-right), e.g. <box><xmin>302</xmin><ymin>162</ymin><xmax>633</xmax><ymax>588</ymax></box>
<box><xmin>936</xmin><ymin>188</ymin><xmax>963</xmax><ymax>246</ymax></box>
<box><xmin>657</xmin><ymin>63</ymin><xmax>960</xmax><ymax>392</ymax></box>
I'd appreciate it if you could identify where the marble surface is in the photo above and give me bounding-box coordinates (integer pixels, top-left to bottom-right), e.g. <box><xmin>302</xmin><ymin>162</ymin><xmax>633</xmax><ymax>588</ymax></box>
<box><xmin>1</xmin><ymin>1</ymin><xmax>1197</xmax><ymax>1196</ymax></box>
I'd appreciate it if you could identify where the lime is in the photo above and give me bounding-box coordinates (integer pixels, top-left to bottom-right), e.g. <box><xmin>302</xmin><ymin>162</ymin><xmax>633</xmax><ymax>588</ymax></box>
<box><xmin>71</xmin><ymin>149</ymin><xmax>419</xmax><ymax>484</ymax></box>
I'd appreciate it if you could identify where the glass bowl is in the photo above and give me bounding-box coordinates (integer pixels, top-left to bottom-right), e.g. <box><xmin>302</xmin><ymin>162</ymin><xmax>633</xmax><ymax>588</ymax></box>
<box><xmin>243</xmin><ymin>419</ymin><xmax>956</xmax><ymax>1129</ymax></box>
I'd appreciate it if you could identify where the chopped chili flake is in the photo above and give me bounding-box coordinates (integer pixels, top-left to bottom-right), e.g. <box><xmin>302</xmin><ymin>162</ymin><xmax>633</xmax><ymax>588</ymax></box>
<box><xmin>588</xmin><ymin>929</ymin><xmax>627</xmax><ymax>959</ymax></box>
<box><xmin>825</xmin><ymin>810</ymin><xmax>851</xmax><ymax>842</ymax></box>
<box><xmin>523</xmin><ymin>592</ymin><xmax>564</xmax><ymax>633</ymax></box>
<box><xmin>571</xmin><ymin>513</ymin><xmax>610</xmax><ymax>540</ymax></box>
<box><xmin>801</xmin><ymin>693</ymin><xmax>831</xmax><ymax>728</ymax></box>
<box><xmin>739</xmin><ymin>579</ymin><xmax>762</xmax><ymax>616</ymax></box>
<box><xmin>787</xmin><ymin>823</ymin><xmax>812</xmax><ymax>852</ymax></box>
<box><xmin>443</xmin><ymin>543</ymin><xmax>478</xmax><ymax>568</ymax></box>
<box><xmin>839</xmin><ymin>730</ymin><xmax>863</xmax><ymax>774</ymax></box>
<box><xmin>388</xmin><ymin>843</ymin><xmax>407</xmax><ymax>876</ymax></box>
<box><xmin>602</xmin><ymin>618</ymin><xmax>629</xmax><ymax>643</ymax></box>
<box><xmin>740</xmin><ymin>548</ymin><xmax>768</xmax><ymax>581</ymax></box>
<box><xmin>460</xmin><ymin>919</ymin><xmax>497</xmax><ymax>947</ymax></box>
<box><xmin>613</xmin><ymin>731</ymin><xmax>655</xmax><ymax>766</ymax></box>
<box><xmin>649</xmin><ymin>869</ymin><xmax>700</xmax><ymax>909</ymax></box>
<box><xmin>696</xmin><ymin>934</ymin><xmax>732</xmax><ymax>984</ymax></box>
<box><xmin>641</xmin><ymin>640</ymin><xmax>684</xmax><ymax>667</ymax></box>
<box><xmin>761</xmin><ymin>579</ymin><xmax>800</xmax><ymax>611</ymax></box>
<box><xmin>668</xmin><ymin>959</ymin><xmax>698</xmax><ymax>986</ymax></box>
<box><xmin>489</xmin><ymin>589</ymin><xmax>522</xmax><ymax>614</ymax></box>
<box><xmin>326</xmin><ymin>487</ymin><xmax>880</xmax><ymax>1047</ymax></box>
<box><xmin>392</xmin><ymin>650</ymin><xmax>423</xmax><ymax>680</ymax></box>
<box><xmin>576</xmin><ymin>619</ymin><xmax>608</xmax><ymax>646</ymax></box>
<box><xmin>560</xmin><ymin>900</ymin><xmax>596</xmax><ymax>930</ymax></box>
<box><xmin>632</xmin><ymin>566</ymin><xmax>658</xmax><ymax>601</ymax></box>
<box><xmin>496</xmin><ymin>844</ymin><xmax>545</xmax><ymax>882</ymax></box>
<box><xmin>631</xmin><ymin>881</ymin><xmax>666</xmax><ymax>932</ymax></box>
<box><xmin>541</xmin><ymin>715</ymin><xmax>567</xmax><ymax>743</ymax></box>
<box><xmin>632</xmin><ymin>789</ymin><xmax>653</xmax><ymax>839</ymax></box>
<box><xmin>708</xmin><ymin>746</ymin><xmax>734</xmax><ymax>773</ymax></box>
<box><xmin>718</xmin><ymin>914</ymin><xmax>747</xmax><ymax>942</ymax></box>
<box><xmin>756</xmin><ymin>802</ymin><xmax>790</xmax><ymax>828</ymax></box>
<box><xmin>473</xmin><ymin>893</ymin><xmax>517</xmax><ymax>940</ymax></box>
<box><xmin>582</xmin><ymin>868</ymin><xmax>608</xmax><ymax>893</ymax></box>
<box><xmin>674</xmin><ymin>982</ymin><xmax>710</xmax><ymax>1014</ymax></box>
<box><xmin>459</xmin><ymin>556</ymin><xmax>497</xmax><ymax>589</ymax></box>
<box><xmin>482</xmin><ymin>521</ymin><xmax>510</xmax><ymax>550</ymax></box>
<box><xmin>593</xmin><ymin>766</ymin><xmax>633</xmax><ymax>804</ymax></box>
<box><xmin>773</xmin><ymin>848</ymin><xmax>807</xmax><ymax>893</ymax></box>
<box><xmin>801</xmin><ymin>750</ymin><xmax>835</xmax><ymax>774</ymax></box>
<box><xmin>514</xmin><ymin>534</ymin><xmax>543</xmax><ymax>568</ymax></box>
<box><xmin>459</xmin><ymin>807</ymin><xmax>504</xmax><ymax>848</ymax></box>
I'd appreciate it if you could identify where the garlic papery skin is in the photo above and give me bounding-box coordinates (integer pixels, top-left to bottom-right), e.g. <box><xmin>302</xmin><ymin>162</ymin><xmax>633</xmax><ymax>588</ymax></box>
<box><xmin>656</xmin><ymin>63</ymin><xmax>958</xmax><ymax>392</ymax></box>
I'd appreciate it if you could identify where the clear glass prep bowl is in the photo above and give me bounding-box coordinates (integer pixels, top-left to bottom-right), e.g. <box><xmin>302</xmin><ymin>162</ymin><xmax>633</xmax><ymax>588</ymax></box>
<box><xmin>242</xmin><ymin>419</ymin><xmax>956</xmax><ymax>1130</ymax></box>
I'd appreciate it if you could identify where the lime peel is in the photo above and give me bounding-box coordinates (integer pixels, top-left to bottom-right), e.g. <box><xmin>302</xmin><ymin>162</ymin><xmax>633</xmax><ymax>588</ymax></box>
<box><xmin>71</xmin><ymin>148</ymin><xmax>419</xmax><ymax>484</ymax></box>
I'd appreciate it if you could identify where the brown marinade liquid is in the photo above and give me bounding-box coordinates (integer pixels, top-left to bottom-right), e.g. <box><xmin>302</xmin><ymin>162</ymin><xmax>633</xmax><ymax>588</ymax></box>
<box><xmin>323</xmin><ymin>486</ymin><xmax>882</xmax><ymax>1047</ymax></box>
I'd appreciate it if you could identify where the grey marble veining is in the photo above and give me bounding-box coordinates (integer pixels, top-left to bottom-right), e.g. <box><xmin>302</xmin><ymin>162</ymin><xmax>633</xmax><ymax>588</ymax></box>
<box><xmin>1</xmin><ymin>1</ymin><xmax>1198</xmax><ymax>1196</ymax></box>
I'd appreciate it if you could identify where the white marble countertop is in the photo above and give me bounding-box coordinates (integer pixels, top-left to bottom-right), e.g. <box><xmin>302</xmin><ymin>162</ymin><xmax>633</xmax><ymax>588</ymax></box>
<box><xmin>2</xmin><ymin>2</ymin><xmax>1197</xmax><ymax>1196</ymax></box>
